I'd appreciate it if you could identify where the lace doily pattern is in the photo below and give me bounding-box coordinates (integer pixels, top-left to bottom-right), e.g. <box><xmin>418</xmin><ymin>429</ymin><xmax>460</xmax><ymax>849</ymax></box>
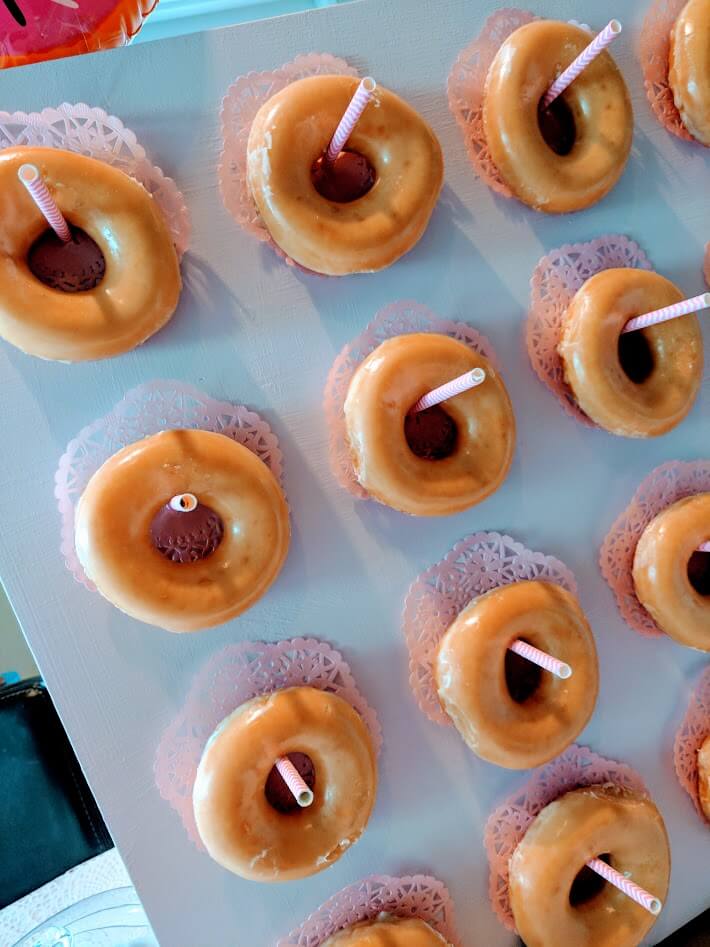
<box><xmin>639</xmin><ymin>0</ymin><xmax>695</xmax><ymax>143</ymax></box>
<box><xmin>485</xmin><ymin>744</ymin><xmax>648</xmax><ymax>931</ymax></box>
<box><xmin>527</xmin><ymin>234</ymin><xmax>653</xmax><ymax>426</ymax></box>
<box><xmin>55</xmin><ymin>380</ymin><xmax>284</xmax><ymax>591</ymax></box>
<box><xmin>402</xmin><ymin>531</ymin><xmax>576</xmax><ymax>725</ymax></box>
<box><xmin>324</xmin><ymin>300</ymin><xmax>500</xmax><ymax>499</ymax></box>
<box><xmin>674</xmin><ymin>667</ymin><xmax>710</xmax><ymax>823</ymax></box>
<box><xmin>278</xmin><ymin>874</ymin><xmax>458</xmax><ymax>947</ymax></box>
<box><xmin>599</xmin><ymin>460</ymin><xmax>710</xmax><ymax>639</ymax></box>
<box><xmin>0</xmin><ymin>103</ymin><xmax>189</xmax><ymax>257</ymax></box>
<box><xmin>154</xmin><ymin>637</ymin><xmax>382</xmax><ymax>847</ymax></box>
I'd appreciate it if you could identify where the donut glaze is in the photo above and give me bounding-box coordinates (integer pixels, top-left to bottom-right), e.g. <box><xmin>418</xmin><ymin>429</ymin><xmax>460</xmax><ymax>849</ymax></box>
<box><xmin>435</xmin><ymin>580</ymin><xmax>598</xmax><ymax>768</ymax></box>
<box><xmin>322</xmin><ymin>916</ymin><xmax>450</xmax><ymax>946</ymax></box>
<box><xmin>193</xmin><ymin>687</ymin><xmax>377</xmax><ymax>881</ymax></box>
<box><xmin>75</xmin><ymin>429</ymin><xmax>290</xmax><ymax>632</ymax></box>
<box><xmin>559</xmin><ymin>268</ymin><xmax>703</xmax><ymax>437</ymax></box>
<box><xmin>510</xmin><ymin>785</ymin><xmax>670</xmax><ymax>947</ymax></box>
<box><xmin>247</xmin><ymin>75</ymin><xmax>443</xmax><ymax>275</ymax></box>
<box><xmin>633</xmin><ymin>493</ymin><xmax>710</xmax><ymax>651</ymax></box>
<box><xmin>669</xmin><ymin>0</ymin><xmax>710</xmax><ymax>146</ymax></box>
<box><xmin>0</xmin><ymin>147</ymin><xmax>180</xmax><ymax>361</ymax></box>
<box><xmin>698</xmin><ymin>735</ymin><xmax>710</xmax><ymax>821</ymax></box>
<box><xmin>344</xmin><ymin>333</ymin><xmax>515</xmax><ymax>516</ymax></box>
<box><xmin>483</xmin><ymin>20</ymin><xmax>632</xmax><ymax>213</ymax></box>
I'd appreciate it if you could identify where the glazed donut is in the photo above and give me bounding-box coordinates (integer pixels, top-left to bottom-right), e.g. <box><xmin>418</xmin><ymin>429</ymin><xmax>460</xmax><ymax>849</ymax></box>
<box><xmin>698</xmin><ymin>735</ymin><xmax>710</xmax><ymax>821</ymax></box>
<box><xmin>75</xmin><ymin>429</ymin><xmax>290</xmax><ymax>632</ymax></box>
<box><xmin>632</xmin><ymin>493</ymin><xmax>710</xmax><ymax>651</ymax></box>
<box><xmin>558</xmin><ymin>268</ymin><xmax>703</xmax><ymax>437</ymax></box>
<box><xmin>483</xmin><ymin>20</ymin><xmax>633</xmax><ymax>213</ymax></box>
<box><xmin>193</xmin><ymin>686</ymin><xmax>377</xmax><ymax>881</ymax></box>
<box><xmin>435</xmin><ymin>580</ymin><xmax>598</xmax><ymax>768</ymax></box>
<box><xmin>0</xmin><ymin>147</ymin><xmax>181</xmax><ymax>361</ymax></box>
<box><xmin>509</xmin><ymin>785</ymin><xmax>670</xmax><ymax>947</ymax></box>
<box><xmin>247</xmin><ymin>75</ymin><xmax>444</xmax><ymax>275</ymax></box>
<box><xmin>344</xmin><ymin>333</ymin><xmax>515</xmax><ymax>516</ymax></box>
<box><xmin>322</xmin><ymin>916</ymin><xmax>450</xmax><ymax>946</ymax></box>
<box><xmin>669</xmin><ymin>0</ymin><xmax>710</xmax><ymax>146</ymax></box>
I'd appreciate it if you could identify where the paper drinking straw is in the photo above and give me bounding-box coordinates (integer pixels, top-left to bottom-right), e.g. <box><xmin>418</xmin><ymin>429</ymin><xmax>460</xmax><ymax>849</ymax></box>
<box><xmin>275</xmin><ymin>757</ymin><xmax>314</xmax><ymax>808</ymax></box>
<box><xmin>698</xmin><ymin>542</ymin><xmax>710</xmax><ymax>553</ymax></box>
<box><xmin>326</xmin><ymin>77</ymin><xmax>377</xmax><ymax>164</ymax></box>
<box><xmin>586</xmin><ymin>857</ymin><xmax>662</xmax><ymax>915</ymax></box>
<box><xmin>621</xmin><ymin>293</ymin><xmax>710</xmax><ymax>334</ymax></box>
<box><xmin>543</xmin><ymin>20</ymin><xmax>622</xmax><ymax>108</ymax></box>
<box><xmin>410</xmin><ymin>368</ymin><xmax>486</xmax><ymax>415</ymax></box>
<box><xmin>508</xmin><ymin>640</ymin><xmax>572</xmax><ymax>679</ymax></box>
<box><xmin>18</xmin><ymin>163</ymin><xmax>72</xmax><ymax>243</ymax></box>
<box><xmin>169</xmin><ymin>493</ymin><xmax>198</xmax><ymax>513</ymax></box>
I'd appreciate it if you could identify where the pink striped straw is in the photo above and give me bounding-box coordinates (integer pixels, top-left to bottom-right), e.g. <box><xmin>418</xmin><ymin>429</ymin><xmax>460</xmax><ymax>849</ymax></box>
<box><xmin>18</xmin><ymin>163</ymin><xmax>72</xmax><ymax>243</ymax></box>
<box><xmin>586</xmin><ymin>857</ymin><xmax>662</xmax><ymax>915</ymax></box>
<box><xmin>698</xmin><ymin>542</ymin><xmax>710</xmax><ymax>553</ymax></box>
<box><xmin>275</xmin><ymin>757</ymin><xmax>314</xmax><ymax>808</ymax></box>
<box><xmin>508</xmin><ymin>640</ymin><xmax>572</xmax><ymax>679</ymax></box>
<box><xmin>621</xmin><ymin>292</ymin><xmax>710</xmax><ymax>334</ymax></box>
<box><xmin>326</xmin><ymin>77</ymin><xmax>377</xmax><ymax>164</ymax></box>
<box><xmin>543</xmin><ymin>20</ymin><xmax>622</xmax><ymax>108</ymax></box>
<box><xmin>410</xmin><ymin>368</ymin><xmax>486</xmax><ymax>415</ymax></box>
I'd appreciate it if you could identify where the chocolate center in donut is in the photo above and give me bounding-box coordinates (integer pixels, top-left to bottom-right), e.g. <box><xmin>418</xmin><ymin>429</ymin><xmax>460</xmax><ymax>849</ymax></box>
<box><xmin>688</xmin><ymin>550</ymin><xmax>710</xmax><ymax>596</ymax></box>
<box><xmin>27</xmin><ymin>226</ymin><xmax>106</xmax><ymax>293</ymax></box>
<box><xmin>504</xmin><ymin>643</ymin><xmax>543</xmax><ymax>704</ymax></box>
<box><xmin>265</xmin><ymin>753</ymin><xmax>316</xmax><ymax>814</ymax></box>
<box><xmin>149</xmin><ymin>500</ymin><xmax>224</xmax><ymax>563</ymax></box>
<box><xmin>404</xmin><ymin>405</ymin><xmax>458</xmax><ymax>461</ymax></box>
<box><xmin>618</xmin><ymin>330</ymin><xmax>655</xmax><ymax>384</ymax></box>
<box><xmin>537</xmin><ymin>95</ymin><xmax>577</xmax><ymax>157</ymax></box>
<box><xmin>311</xmin><ymin>149</ymin><xmax>376</xmax><ymax>203</ymax></box>
<box><xmin>569</xmin><ymin>853</ymin><xmax>612</xmax><ymax>907</ymax></box>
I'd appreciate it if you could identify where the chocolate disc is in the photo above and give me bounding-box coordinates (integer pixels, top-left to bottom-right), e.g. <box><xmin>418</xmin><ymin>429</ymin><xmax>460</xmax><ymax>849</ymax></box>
<box><xmin>404</xmin><ymin>404</ymin><xmax>458</xmax><ymax>460</ymax></box>
<box><xmin>28</xmin><ymin>226</ymin><xmax>106</xmax><ymax>293</ymax></box>
<box><xmin>311</xmin><ymin>149</ymin><xmax>376</xmax><ymax>203</ymax></box>
<box><xmin>265</xmin><ymin>753</ymin><xmax>316</xmax><ymax>814</ymax></box>
<box><xmin>150</xmin><ymin>501</ymin><xmax>224</xmax><ymax>564</ymax></box>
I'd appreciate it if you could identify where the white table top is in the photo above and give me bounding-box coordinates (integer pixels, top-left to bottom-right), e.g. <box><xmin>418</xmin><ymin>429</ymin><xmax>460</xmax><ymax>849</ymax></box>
<box><xmin>0</xmin><ymin>1</ymin><xmax>708</xmax><ymax>944</ymax></box>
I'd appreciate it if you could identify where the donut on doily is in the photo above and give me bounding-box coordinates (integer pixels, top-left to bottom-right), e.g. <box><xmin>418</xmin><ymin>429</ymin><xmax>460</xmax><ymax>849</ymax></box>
<box><xmin>673</xmin><ymin>666</ymin><xmax>710</xmax><ymax>823</ymax></box>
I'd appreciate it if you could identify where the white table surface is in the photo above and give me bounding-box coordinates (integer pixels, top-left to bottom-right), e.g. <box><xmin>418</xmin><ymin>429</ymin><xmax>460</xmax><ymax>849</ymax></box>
<box><xmin>0</xmin><ymin>1</ymin><xmax>708</xmax><ymax>944</ymax></box>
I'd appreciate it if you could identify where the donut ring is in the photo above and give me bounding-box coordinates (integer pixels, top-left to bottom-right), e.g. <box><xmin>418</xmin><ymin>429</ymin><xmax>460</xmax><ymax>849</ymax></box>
<box><xmin>483</xmin><ymin>21</ymin><xmax>633</xmax><ymax>213</ymax></box>
<box><xmin>698</xmin><ymin>736</ymin><xmax>710</xmax><ymax>821</ymax></box>
<box><xmin>435</xmin><ymin>580</ymin><xmax>598</xmax><ymax>769</ymax></box>
<box><xmin>669</xmin><ymin>0</ymin><xmax>710</xmax><ymax>146</ymax></box>
<box><xmin>247</xmin><ymin>75</ymin><xmax>444</xmax><ymax>275</ymax></box>
<box><xmin>344</xmin><ymin>333</ymin><xmax>515</xmax><ymax>516</ymax></box>
<box><xmin>75</xmin><ymin>429</ymin><xmax>290</xmax><ymax>632</ymax></box>
<box><xmin>632</xmin><ymin>493</ymin><xmax>710</xmax><ymax>651</ymax></box>
<box><xmin>193</xmin><ymin>687</ymin><xmax>377</xmax><ymax>881</ymax></box>
<box><xmin>509</xmin><ymin>785</ymin><xmax>670</xmax><ymax>947</ymax></box>
<box><xmin>558</xmin><ymin>268</ymin><xmax>703</xmax><ymax>437</ymax></box>
<box><xmin>323</xmin><ymin>917</ymin><xmax>450</xmax><ymax>946</ymax></box>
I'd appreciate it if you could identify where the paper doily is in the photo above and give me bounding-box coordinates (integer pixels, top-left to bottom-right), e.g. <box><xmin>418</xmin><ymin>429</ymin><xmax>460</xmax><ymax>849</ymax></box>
<box><xmin>323</xmin><ymin>300</ymin><xmax>499</xmax><ymax>499</ymax></box>
<box><xmin>154</xmin><ymin>637</ymin><xmax>382</xmax><ymax>847</ymax></box>
<box><xmin>402</xmin><ymin>531</ymin><xmax>577</xmax><ymax>726</ymax></box>
<box><xmin>599</xmin><ymin>460</ymin><xmax>710</xmax><ymax>638</ymax></box>
<box><xmin>0</xmin><ymin>103</ymin><xmax>189</xmax><ymax>257</ymax></box>
<box><xmin>527</xmin><ymin>234</ymin><xmax>653</xmax><ymax>426</ymax></box>
<box><xmin>54</xmin><ymin>380</ymin><xmax>284</xmax><ymax>591</ymax></box>
<box><xmin>674</xmin><ymin>667</ymin><xmax>710</xmax><ymax>823</ymax></box>
<box><xmin>639</xmin><ymin>0</ymin><xmax>696</xmax><ymax>143</ymax></box>
<box><xmin>485</xmin><ymin>744</ymin><xmax>648</xmax><ymax>931</ymax></box>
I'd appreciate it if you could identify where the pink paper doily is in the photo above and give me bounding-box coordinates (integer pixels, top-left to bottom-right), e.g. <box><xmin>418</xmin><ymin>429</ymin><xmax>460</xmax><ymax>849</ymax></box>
<box><xmin>527</xmin><ymin>234</ymin><xmax>653</xmax><ymax>426</ymax></box>
<box><xmin>219</xmin><ymin>52</ymin><xmax>358</xmax><ymax>262</ymax></box>
<box><xmin>54</xmin><ymin>380</ymin><xmax>284</xmax><ymax>592</ymax></box>
<box><xmin>323</xmin><ymin>300</ymin><xmax>499</xmax><ymax>499</ymax></box>
<box><xmin>153</xmin><ymin>637</ymin><xmax>382</xmax><ymax>847</ymax></box>
<box><xmin>485</xmin><ymin>744</ymin><xmax>648</xmax><ymax>932</ymax></box>
<box><xmin>0</xmin><ymin>103</ymin><xmax>190</xmax><ymax>257</ymax></box>
<box><xmin>674</xmin><ymin>667</ymin><xmax>710</xmax><ymax>823</ymax></box>
<box><xmin>639</xmin><ymin>0</ymin><xmax>695</xmax><ymax>143</ymax></box>
<box><xmin>402</xmin><ymin>531</ymin><xmax>576</xmax><ymax>726</ymax></box>
<box><xmin>600</xmin><ymin>460</ymin><xmax>710</xmax><ymax>639</ymax></box>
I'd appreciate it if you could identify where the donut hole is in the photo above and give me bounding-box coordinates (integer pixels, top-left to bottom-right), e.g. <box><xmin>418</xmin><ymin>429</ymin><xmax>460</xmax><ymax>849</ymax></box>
<box><xmin>617</xmin><ymin>330</ymin><xmax>656</xmax><ymax>384</ymax></box>
<box><xmin>311</xmin><ymin>149</ymin><xmax>376</xmax><ymax>203</ymax></box>
<box><xmin>688</xmin><ymin>550</ymin><xmax>710</xmax><ymax>597</ymax></box>
<box><xmin>27</xmin><ymin>225</ymin><xmax>106</xmax><ymax>293</ymax></box>
<box><xmin>537</xmin><ymin>94</ymin><xmax>577</xmax><ymax>157</ymax></box>
<box><xmin>569</xmin><ymin>853</ymin><xmax>612</xmax><ymax>908</ymax></box>
<box><xmin>404</xmin><ymin>404</ymin><xmax>458</xmax><ymax>461</ymax></box>
<box><xmin>265</xmin><ymin>752</ymin><xmax>316</xmax><ymax>814</ymax></box>
<box><xmin>504</xmin><ymin>642</ymin><xmax>544</xmax><ymax>704</ymax></box>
